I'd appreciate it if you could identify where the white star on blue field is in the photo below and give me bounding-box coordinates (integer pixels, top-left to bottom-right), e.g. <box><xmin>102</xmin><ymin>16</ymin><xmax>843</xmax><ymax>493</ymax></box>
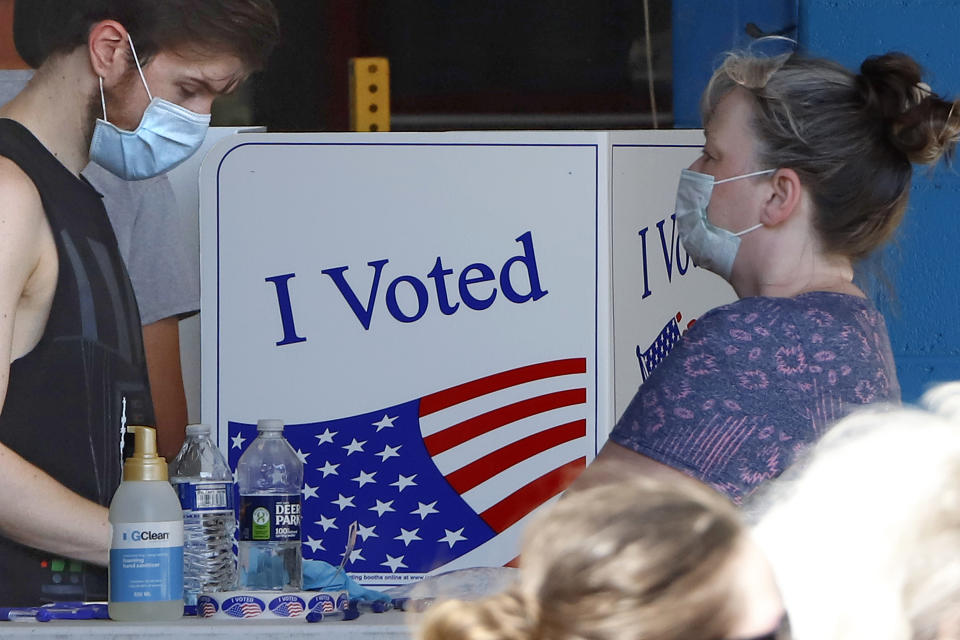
<box><xmin>228</xmin><ymin>400</ymin><xmax>496</xmax><ymax>575</ymax></box>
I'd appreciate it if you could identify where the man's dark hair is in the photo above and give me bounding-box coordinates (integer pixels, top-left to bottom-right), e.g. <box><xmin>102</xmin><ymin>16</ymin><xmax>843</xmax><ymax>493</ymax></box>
<box><xmin>14</xmin><ymin>0</ymin><xmax>279</xmax><ymax>71</ymax></box>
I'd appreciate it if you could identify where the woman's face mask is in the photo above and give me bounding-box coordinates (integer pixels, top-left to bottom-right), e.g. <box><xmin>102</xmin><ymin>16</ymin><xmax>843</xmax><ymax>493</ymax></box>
<box><xmin>89</xmin><ymin>33</ymin><xmax>211</xmax><ymax>181</ymax></box>
<box><xmin>675</xmin><ymin>167</ymin><xmax>775</xmax><ymax>281</ymax></box>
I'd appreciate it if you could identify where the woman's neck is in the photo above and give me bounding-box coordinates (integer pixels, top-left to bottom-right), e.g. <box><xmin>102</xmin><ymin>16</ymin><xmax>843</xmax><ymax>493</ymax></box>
<box><xmin>743</xmin><ymin>274</ymin><xmax>865</xmax><ymax>299</ymax></box>
<box><xmin>732</xmin><ymin>240</ymin><xmax>864</xmax><ymax>300</ymax></box>
<box><xmin>730</xmin><ymin>197</ymin><xmax>867</xmax><ymax>300</ymax></box>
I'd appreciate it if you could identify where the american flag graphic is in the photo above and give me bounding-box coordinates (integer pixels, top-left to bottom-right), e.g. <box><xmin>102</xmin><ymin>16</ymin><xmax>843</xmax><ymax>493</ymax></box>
<box><xmin>310</xmin><ymin>595</ymin><xmax>336</xmax><ymax>613</ymax></box>
<box><xmin>198</xmin><ymin>597</ymin><xmax>218</xmax><ymax>618</ymax></box>
<box><xmin>223</xmin><ymin>598</ymin><xmax>264</xmax><ymax>618</ymax></box>
<box><xmin>636</xmin><ymin>313</ymin><xmax>682</xmax><ymax>381</ymax></box>
<box><xmin>228</xmin><ymin>357</ymin><xmax>590</xmax><ymax>581</ymax></box>
<box><xmin>269</xmin><ymin>597</ymin><xmax>305</xmax><ymax>617</ymax></box>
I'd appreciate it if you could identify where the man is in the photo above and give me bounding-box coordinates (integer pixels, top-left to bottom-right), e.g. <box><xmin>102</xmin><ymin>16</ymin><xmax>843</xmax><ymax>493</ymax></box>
<box><xmin>0</xmin><ymin>68</ymin><xmax>198</xmax><ymax>462</ymax></box>
<box><xmin>6</xmin><ymin>3</ymin><xmax>207</xmax><ymax>461</ymax></box>
<box><xmin>0</xmin><ymin>0</ymin><xmax>278</xmax><ymax>605</ymax></box>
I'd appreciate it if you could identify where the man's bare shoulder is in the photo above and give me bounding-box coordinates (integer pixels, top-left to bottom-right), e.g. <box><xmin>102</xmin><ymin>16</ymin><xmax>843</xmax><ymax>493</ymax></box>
<box><xmin>0</xmin><ymin>157</ymin><xmax>48</xmax><ymax>283</ymax></box>
<box><xmin>0</xmin><ymin>156</ymin><xmax>46</xmax><ymax>241</ymax></box>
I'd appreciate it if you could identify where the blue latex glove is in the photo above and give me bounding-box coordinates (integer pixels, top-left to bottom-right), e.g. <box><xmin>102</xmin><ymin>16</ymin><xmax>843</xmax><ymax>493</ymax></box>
<box><xmin>302</xmin><ymin>559</ymin><xmax>391</xmax><ymax>603</ymax></box>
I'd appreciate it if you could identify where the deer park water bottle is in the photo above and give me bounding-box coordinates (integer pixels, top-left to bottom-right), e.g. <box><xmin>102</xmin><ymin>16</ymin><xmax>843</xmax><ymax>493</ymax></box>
<box><xmin>169</xmin><ymin>424</ymin><xmax>237</xmax><ymax>606</ymax></box>
<box><xmin>236</xmin><ymin>419</ymin><xmax>304</xmax><ymax>591</ymax></box>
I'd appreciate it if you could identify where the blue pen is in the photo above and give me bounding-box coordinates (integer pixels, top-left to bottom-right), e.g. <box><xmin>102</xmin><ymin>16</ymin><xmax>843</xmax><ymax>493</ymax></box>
<box><xmin>0</xmin><ymin>607</ymin><xmax>41</xmax><ymax>621</ymax></box>
<box><xmin>1</xmin><ymin>601</ymin><xmax>86</xmax><ymax>621</ymax></box>
<box><xmin>0</xmin><ymin>603</ymin><xmax>109</xmax><ymax>622</ymax></box>
<box><xmin>36</xmin><ymin>605</ymin><xmax>101</xmax><ymax>622</ymax></box>
<box><xmin>391</xmin><ymin>597</ymin><xmax>435</xmax><ymax>612</ymax></box>
<box><xmin>356</xmin><ymin>599</ymin><xmax>392</xmax><ymax>614</ymax></box>
<box><xmin>36</xmin><ymin>604</ymin><xmax>109</xmax><ymax>622</ymax></box>
<box><xmin>306</xmin><ymin>600</ymin><xmax>360</xmax><ymax>623</ymax></box>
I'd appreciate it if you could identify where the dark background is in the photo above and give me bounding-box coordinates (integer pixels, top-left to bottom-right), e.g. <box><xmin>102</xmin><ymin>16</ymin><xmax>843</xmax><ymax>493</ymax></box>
<box><xmin>240</xmin><ymin>0</ymin><xmax>671</xmax><ymax>131</ymax></box>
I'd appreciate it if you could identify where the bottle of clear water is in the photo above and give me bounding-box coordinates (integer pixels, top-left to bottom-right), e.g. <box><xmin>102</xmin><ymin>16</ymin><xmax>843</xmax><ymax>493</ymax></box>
<box><xmin>236</xmin><ymin>419</ymin><xmax>304</xmax><ymax>591</ymax></box>
<box><xmin>169</xmin><ymin>423</ymin><xmax>237</xmax><ymax>607</ymax></box>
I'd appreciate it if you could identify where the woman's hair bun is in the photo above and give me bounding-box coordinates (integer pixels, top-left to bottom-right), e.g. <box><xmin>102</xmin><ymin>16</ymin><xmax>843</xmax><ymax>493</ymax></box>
<box><xmin>418</xmin><ymin>590</ymin><xmax>535</xmax><ymax>640</ymax></box>
<box><xmin>858</xmin><ymin>52</ymin><xmax>960</xmax><ymax>165</ymax></box>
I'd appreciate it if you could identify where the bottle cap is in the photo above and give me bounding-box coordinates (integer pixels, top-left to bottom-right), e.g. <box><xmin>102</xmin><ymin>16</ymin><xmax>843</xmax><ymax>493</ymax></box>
<box><xmin>185</xmin><ymin>423</ymin><xmax>212</xmax><ymax>436</ymax></box>
<box><xmin>256</xmin><ymin>419</ymin><xmax>284</xmax><ymax>432</ymax></box>
<box><xmin>123</xmin><ymin>425</ymin><xmax>168</xmax><ymax>481</ymax></box>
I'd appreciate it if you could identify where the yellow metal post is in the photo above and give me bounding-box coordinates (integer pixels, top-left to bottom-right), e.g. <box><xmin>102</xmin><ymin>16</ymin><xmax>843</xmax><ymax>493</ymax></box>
<box><xmin>349</xmin><ymin>57</ymin><xmax>390</xmax><ymax>132</ymax></box>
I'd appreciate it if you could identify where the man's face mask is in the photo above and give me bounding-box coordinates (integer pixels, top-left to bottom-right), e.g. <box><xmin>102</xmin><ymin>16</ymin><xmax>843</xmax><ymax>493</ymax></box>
<box><xmin>89</xmin><ymin>33</ymin><xmax>211</xmax><ymax>180</ymax></box>
<box><xmin>675</xmin><ymin>167</ymin><xmax>775</xmax><ymax>281</ymax></box>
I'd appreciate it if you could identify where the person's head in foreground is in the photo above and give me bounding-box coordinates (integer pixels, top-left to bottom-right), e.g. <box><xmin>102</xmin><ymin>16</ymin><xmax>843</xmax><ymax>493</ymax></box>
<box><xmin>417</xmin><ymin>475</ymin><xmax>786</xmax><ymax>640</ymax></box>
<box><xmin>682</xmin><ymin>45</ymin><xmax>960</xmax><ymax>296</ymax></box>
<box><xmin>752</xmin><ymin>382</ymin><xmax>960</xmax><ymax>640</ymax></box>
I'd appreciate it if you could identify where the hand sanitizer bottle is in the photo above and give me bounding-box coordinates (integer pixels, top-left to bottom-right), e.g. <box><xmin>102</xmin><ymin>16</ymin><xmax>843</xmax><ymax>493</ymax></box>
<box><xmin>108</xmin><ymin>425</ymin><xmax>184</xmax><ymax>621</ymax></box>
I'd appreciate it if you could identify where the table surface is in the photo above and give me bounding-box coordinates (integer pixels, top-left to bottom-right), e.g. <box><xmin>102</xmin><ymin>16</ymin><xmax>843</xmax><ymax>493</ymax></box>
<box><xmin>0</xmin><ymin>610</ymin><xmax>418</xmax><ymax>639</ymax></box>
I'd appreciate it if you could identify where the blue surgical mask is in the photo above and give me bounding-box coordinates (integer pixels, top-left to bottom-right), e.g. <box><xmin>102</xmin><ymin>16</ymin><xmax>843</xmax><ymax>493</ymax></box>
<box><xmin>675</xmin><ymin>168</ymin><xmax>775</xmax><ymax>281</ymax></box>
<box><xmin>89</xmin><ymin>34</ymin><xmax>210</xmax><ymax>180</ymax></box>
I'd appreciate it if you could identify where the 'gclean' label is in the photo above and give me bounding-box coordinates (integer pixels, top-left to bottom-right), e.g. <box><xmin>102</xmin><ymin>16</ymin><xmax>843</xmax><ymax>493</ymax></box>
<box><xmin>110</xmin><ymin>520</ymin><xmax>184</xmax><ymax>602</ymax></box>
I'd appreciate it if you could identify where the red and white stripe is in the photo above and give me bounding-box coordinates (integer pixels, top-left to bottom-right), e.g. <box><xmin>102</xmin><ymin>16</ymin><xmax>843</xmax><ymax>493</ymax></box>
<box><xmin>419</xmin><ymin>358</ymin><xmax>589</xmax><ymax>535</ymax></box>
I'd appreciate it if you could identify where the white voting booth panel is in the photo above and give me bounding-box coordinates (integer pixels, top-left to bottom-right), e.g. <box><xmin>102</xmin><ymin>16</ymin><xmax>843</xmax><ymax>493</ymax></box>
<box><xmin>609</xmin><ymin>135</ymin><xmax>737</xmax><ymax>415</ymax></box>
<box><xmin>199</xmin><ymin>130</ymin><xmax>734</xmax><ymax>586</ymax></box>
<box><xmin>167</xmin><ymin>126</ymin><xmax>265</xmax><ymax>424</ymax></box>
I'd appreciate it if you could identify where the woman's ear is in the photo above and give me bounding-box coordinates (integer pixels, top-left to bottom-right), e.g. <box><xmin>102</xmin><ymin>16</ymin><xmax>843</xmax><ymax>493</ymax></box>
<box><xmin>88</xmin><ymin>20</ymin><xmax>129</xmax><ymax>82</ymax></box>
<box><xmin>761</xmin><ymin>168</ymin><xmax>804</xmax><ymax>227</ymax></box>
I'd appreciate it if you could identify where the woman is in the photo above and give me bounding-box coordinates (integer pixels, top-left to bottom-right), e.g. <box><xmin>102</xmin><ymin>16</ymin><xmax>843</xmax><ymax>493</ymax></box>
<box><xmin>751</xmin><ymin>382</ymin><xmax>960</xmax><ymax>640</ymax></box>
<box><xmin>416</xmin><ymin>474</ymin><xmax>786</xmax><ymax>640</ymax></box>
<box><xmin>573</xmin><ymin>49</ymin><xmax>960</xmax><ymax>502</ymax></box>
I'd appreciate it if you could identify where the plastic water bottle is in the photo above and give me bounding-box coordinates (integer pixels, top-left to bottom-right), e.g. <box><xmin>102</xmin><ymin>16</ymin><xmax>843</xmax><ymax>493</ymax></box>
<box><xmin>236</xmin><ymin>419</ymin><xmax>304</xmax><ymax>591</ymax></box>
<box><xmin>169</xmin><ymin>424</ymin><xmax>237</xmax><ymax>606</ymax></box>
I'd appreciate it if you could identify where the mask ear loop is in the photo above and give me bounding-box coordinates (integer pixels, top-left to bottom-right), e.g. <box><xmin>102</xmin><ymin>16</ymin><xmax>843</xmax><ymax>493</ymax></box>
<box><xmin>99</xmin><ymin>77</ymin><xmax>108</xmax><ymax>120</ymax></box>
<box><xmin>715</xmin><ymin>168</ymin><xmax>776</xmax><ymax>184</ymax></box>
<box><xmin>716</xmin><ymin>169</ymin><xmax>776</xmax><ymax>235</ymax></box>
<box><xmin>733</xmin><ymin>222</ymin><xmax>764</xmax><ymax>236</ymax></box>
<box><xmin>125</xmin><ymin>33</ymin><xmax>154</xmax><ymax>102</ymax></box>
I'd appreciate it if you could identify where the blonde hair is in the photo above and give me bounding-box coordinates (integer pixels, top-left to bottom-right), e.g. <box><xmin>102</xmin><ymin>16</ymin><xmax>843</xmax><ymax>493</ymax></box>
<box><xmin>417</xmin><ymin>475</ymin><xmax>748</xmax><ymax>640</ymax></box>
<box><xmin>702</xmin><ymin>50</ymin><xmax>960</xmax><ymax>262</ymax></box>
<box><xmin>752</xmin><ymin>382</ymin><xmax>960</xmax><ymax>640</ymax></box>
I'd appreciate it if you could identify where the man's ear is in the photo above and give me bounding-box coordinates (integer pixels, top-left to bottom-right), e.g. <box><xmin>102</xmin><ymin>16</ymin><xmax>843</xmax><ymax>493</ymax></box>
<box><xmin>88</xmin><ymin>20</ymin><xmax>129</xmax><ymax>82</ymax></box>
<box><xmin>760</xmin><ymin>168</ymin><xmax>803</xmax><ymax>227</ymax></box>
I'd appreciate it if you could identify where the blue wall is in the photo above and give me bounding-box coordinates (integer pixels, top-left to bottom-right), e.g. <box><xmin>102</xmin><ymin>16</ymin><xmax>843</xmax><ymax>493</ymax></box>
<box><xmin>673</xmin><ymin>0</ymin><xmax>960</xmax><ymax>403</ymax></box>
<box><xmin>672</xmin><ymin>1</ymin><xmax>798</xmax><ymax>128</ymax></box>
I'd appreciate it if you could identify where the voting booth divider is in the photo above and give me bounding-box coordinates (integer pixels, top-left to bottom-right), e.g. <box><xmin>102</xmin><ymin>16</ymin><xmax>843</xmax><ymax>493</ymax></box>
<box><xmin>198</xmin><ymin>130</ymin><xmax>735</xmax><ymax>586</ymax></box>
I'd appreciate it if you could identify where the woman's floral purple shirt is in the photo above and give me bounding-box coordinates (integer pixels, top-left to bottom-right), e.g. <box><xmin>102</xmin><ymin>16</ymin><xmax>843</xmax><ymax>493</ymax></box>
<box><xmin>611</xmin><ymin>292</ymin><xmax>900</xmax><ymax>502</ymax></box>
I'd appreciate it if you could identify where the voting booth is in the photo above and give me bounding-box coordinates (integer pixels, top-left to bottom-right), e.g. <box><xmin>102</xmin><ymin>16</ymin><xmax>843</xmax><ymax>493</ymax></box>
<box><xmin>199</xmin><ymin>130</ymin><xmax>735</xmax><ymax>585</ymax></box>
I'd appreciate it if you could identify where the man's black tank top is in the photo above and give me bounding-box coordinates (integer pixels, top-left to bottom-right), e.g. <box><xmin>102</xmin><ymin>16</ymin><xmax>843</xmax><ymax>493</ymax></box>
<box><xmin>0</xmin><ymin>119</ymin><xmax>155</xmax><ymax>605</ymax></box>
